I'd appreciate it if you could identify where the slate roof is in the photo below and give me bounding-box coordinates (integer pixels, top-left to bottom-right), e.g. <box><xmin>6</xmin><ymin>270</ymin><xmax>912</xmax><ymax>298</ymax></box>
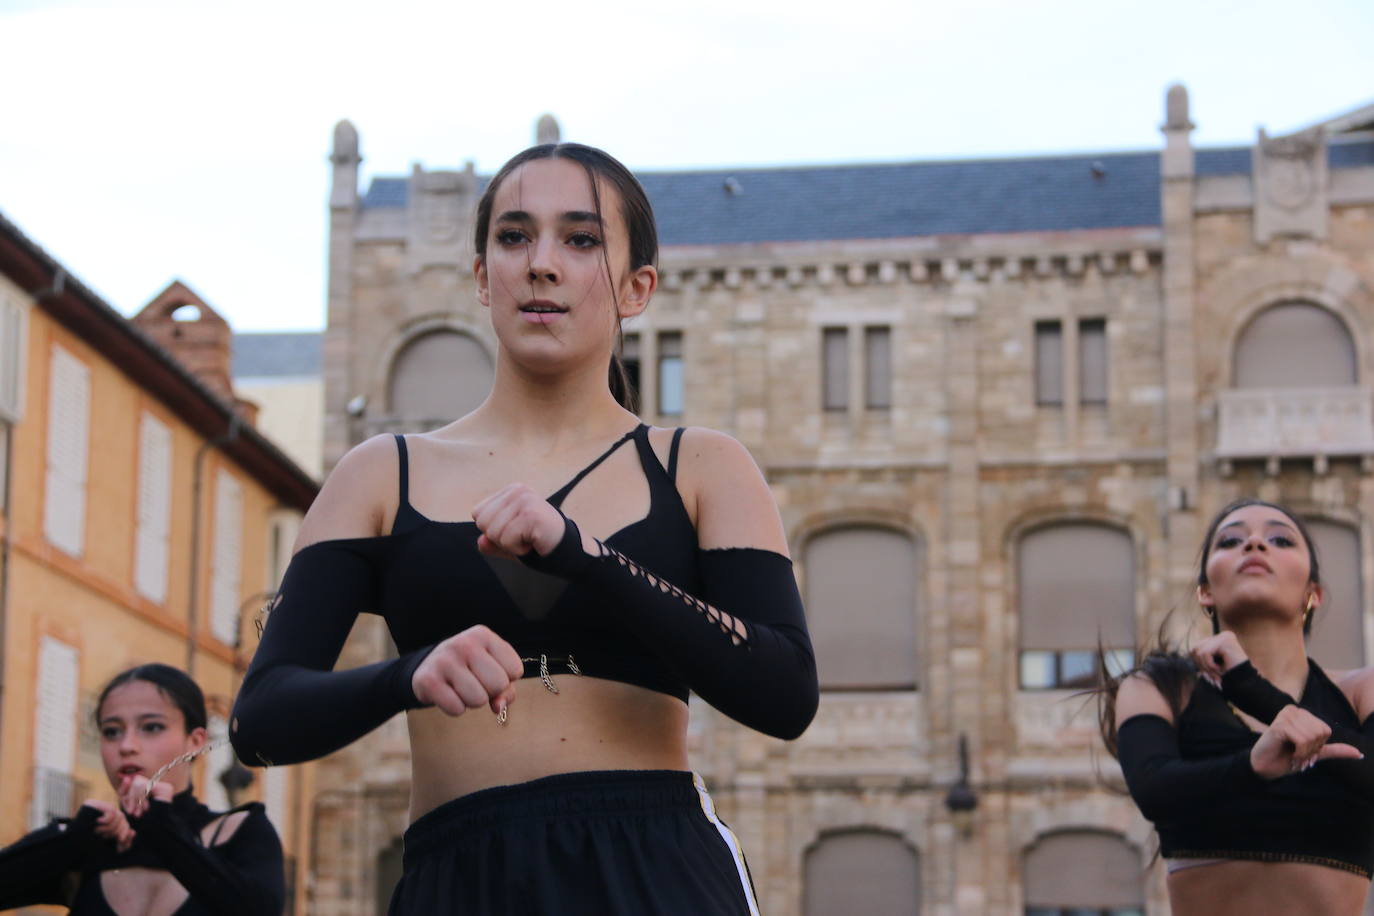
<box><xmin>232</xmin><ymin>332</ymin><xmax>322</xmax><ymax>378</ymax></box>
<box><xmin>358</xmin><ymin>140</ymin><xmax>1373</xmax><ymax>246</ymax></box>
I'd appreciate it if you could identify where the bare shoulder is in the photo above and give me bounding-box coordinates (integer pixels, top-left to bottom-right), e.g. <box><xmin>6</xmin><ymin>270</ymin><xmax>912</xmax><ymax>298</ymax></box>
<box><xmin>671</xmin><ymin>426</ymin><xmax>763</xmax><ymax>476</ymax></box>
<box><xmin>1332</xmin><ymin>666</ymin><xmax>1374</xmax><ymax>721</ymax></box>
<box><xmin>294</xmin><ymin>434</ymin><xmax>399</xmax><ymax>551</ymax></box>
<box><xmin>671</xmin><ymin>427</ymin><xmax>787</xmax><ymax>554</ymax></box>
<box><xmin>1116</xmin><ymin>671</ymin><xmax>1175</xmax><ymax>727</ymax></box>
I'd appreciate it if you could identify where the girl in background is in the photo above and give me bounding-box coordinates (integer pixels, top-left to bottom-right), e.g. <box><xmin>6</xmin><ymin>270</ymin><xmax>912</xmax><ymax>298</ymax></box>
<box><xmin>0</xmin><ymin>663</ymin><xmax>284</xmax><ymax>915</ymax></box>
<box><xmin>1104</xmin><ymin>498</ymin><xmax>1374</xmax><ymax>915</ymax></box>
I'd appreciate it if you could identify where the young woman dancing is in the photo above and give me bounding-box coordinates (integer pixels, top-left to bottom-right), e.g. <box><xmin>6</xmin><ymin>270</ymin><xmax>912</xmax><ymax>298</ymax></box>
<box><xmin>1105</xmin><ymin>498</ymin><xmax>1374</xmax><ymax>915</ymax></box>
<box><xmin>0</xmin><ymin>663</ymin><xmax>285</xmax><ymax>914</ymax></box>
<box><xmin>229</xmin><ymin>142</ymin><xmax>819</xmax><ymax>914</ymax></box>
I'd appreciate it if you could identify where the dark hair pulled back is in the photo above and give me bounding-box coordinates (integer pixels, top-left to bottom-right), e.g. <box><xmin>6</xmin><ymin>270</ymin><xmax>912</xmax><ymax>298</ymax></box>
<box><xmin>473</xmin><ymin>142</ymin><xmax>658</xmax><ymax>412</ymax></box>
<box><xmin>96</xmin><ymin>663</ymin><xmax>207</xmax><ymax>733</ymax></box>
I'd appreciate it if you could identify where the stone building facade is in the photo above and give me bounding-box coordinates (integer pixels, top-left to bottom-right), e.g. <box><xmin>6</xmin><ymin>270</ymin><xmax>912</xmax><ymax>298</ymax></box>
<box><xmin>292</xmin><ymin>87</ymin><xmax>1374</xmax><ymax>915</ymax></box>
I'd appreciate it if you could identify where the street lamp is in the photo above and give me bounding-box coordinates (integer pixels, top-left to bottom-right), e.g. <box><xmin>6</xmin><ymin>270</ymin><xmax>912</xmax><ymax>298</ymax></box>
<box><xmin>943</xmin><ymin>733</ymin><xmax>978</xmax><ymax>837</ymax></box>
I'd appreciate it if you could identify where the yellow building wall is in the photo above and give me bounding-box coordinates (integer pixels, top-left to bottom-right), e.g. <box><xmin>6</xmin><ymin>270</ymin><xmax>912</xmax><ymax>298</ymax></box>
<box><xmin>0</xmin><ymin>299</ymin><xmax>313</xmax><ymax>914</ymax></box>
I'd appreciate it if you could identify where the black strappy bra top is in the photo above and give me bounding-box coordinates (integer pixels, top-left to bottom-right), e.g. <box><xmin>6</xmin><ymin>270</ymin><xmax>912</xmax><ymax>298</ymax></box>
<box><xmin>378</xmin><ymin>424</ymin><xmax>699</xmax><ymax>702</ymax></box>
<box><xmin>1162</xmin><ymin>661</ymin><xmax>1374</xmax><ymax>876</ymax></box>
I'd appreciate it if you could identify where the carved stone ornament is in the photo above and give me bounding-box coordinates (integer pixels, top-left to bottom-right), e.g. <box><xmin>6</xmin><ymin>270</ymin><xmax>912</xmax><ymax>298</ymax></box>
<box><xmin>1262</xmin><ymin>133</ymin><xmax>1319</xmax><ymax>211</ymax></box>
<box><xmin>1253</xmin><ymin>127</ymin><xmax>1327</xmax><ymax>243</ymax></box>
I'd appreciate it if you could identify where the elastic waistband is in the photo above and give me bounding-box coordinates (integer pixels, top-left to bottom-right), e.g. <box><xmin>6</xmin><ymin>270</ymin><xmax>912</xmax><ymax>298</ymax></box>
<box><xmin>403</xmin><ymin>769</ymin><xmax>701</xmax><ymax>862</ymax></box>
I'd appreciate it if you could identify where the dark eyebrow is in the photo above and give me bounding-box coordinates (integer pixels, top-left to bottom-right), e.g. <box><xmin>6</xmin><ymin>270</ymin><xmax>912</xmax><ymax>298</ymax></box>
<box><xmin>98</xmin><ymin>712</ymin><xmax>167</xmax><ymax>726</ymax></box>
<box><xmin>562</xmin><ymin>210</ymin><xmax>603</xmax><ymax>226</ymax></box>
<box><xmin>1217</xmin><ymin>519</ymin><xmax>1298</xmax><ymax>534</ymax></box>
<box><xmin>493</xmin><ymin>209</ymin><xmax>602</xmax><ymax>227</ymax></box>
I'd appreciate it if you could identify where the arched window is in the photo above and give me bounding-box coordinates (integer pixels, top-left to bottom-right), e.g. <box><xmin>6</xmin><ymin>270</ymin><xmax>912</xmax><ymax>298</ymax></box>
<box><xmin>804</xmin><ymin>830</ymin><xmax>920</xmax><ymax>916</ymax></box>
<box><xmin>1306</xmin><ymin>520</ymin><xmax>1365</xmax><ymax>670</ymax></box>
<box><xmin>1234</xmin><ymin>302</ymin><xmax>1357</xmax><ymax>388</ymax></box>
<box><xmin>1019</xmin><ymin>523</ymin><xmax>1135</xmax><ymax>689</ymax></box>
<box><xmin>804</xmin><ymin>526</ymin><xmax>919</xmax><ymax>689</ymax></box>
<box><xmin>388</xmin><ymin>330</ymin><xmax>493</xmax><ymax>429</ymax></box>
<box><xmin>1023</xmin><ymin>830</ymin><xmax>1143</xmax><ymax>916</ymax></box>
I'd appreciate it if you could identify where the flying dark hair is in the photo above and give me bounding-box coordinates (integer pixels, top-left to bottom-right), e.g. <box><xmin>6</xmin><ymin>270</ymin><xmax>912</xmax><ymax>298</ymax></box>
<box><xmin>96</xmin><ymin>663</ymin><xmax>208</xmax><ymax>733</ymax></box>
<box><xmin>473</xmin><ymin>142</ymin><xmax>658</xmax><ymax>411</ymax></box>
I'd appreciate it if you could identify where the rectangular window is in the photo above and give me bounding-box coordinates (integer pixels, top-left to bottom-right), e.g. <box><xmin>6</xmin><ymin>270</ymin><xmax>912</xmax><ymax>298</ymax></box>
<box><xmin>1034</xmin><ymin>320</ymin><xmax>1063</xmax><ymax>406</ymax></box>
<box><xmin>621</xmin><ymin>333</ymin><xmax>641</xmax><ymax>406</ymax></box>
<box><xmin>864</xmin><ymin>326</ymin><xmax>892</xmax><ymax>409</ymax></box>
<box><xmin>822</xmin><ymin>327</ymin><xmax>849</xmax><ymax>411</ymax></box>
<box><xmin>44</xmin><ymin>344</ymin><xmax>90</xmax><ymax>556</ymax></box>
<box><xmin>657</xmin><ymin>332</ymin><xmax>683</xmax><ymax>416</ymax></box>
<box><xmin>32</xmin><ymin>636</ymin><xmax>78</xmax><ymax>827</ymax></box>
<box><xmin>210</xmin><ymin>469</ymin><xmax>243</xmax><ymax>645</ymax></box>
<box><xmin>135</xmin><ymin>412</ymin><xmax>172</xmax><ymax>604</ymax></box>
<box><xmin>0</xmin><ymin>292</ymin><xmax>27</xmax><ymax>423</ymax></box>
<box><xmin>264</xmin><ymin>766</ymin><xmax>289</xmax><ymax>841</ymax></box>
<box><xmin>1019</xmin><ymin>648</ymin><xmax>1135</xmax><ymax>689</ymax></box>
<box><xmin>1079</xmin><ymin>318</ymin><xmax>1107</xmax><ymax>404</ymax></box>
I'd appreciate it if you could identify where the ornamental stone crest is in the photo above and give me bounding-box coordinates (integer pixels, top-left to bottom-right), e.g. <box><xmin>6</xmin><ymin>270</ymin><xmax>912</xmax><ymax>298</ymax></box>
<box><xmin>1253</xmin><ymin>127</ymin><xmax>1327</xmax><ymax>242</ymax></box>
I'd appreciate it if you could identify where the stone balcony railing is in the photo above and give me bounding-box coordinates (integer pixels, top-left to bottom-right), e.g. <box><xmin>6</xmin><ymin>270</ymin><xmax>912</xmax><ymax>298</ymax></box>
<box><xmin>1215</xmin><ymin>386</ymin><xmax>1374</xmax><ymax>466</ymax></box>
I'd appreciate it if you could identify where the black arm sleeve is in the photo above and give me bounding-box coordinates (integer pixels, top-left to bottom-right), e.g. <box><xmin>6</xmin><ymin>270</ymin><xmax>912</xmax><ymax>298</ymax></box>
<box><xmin>0</xmin><ymin>805</ymin><xmax>100</xmax><ymax>908</ymax></box>
<box><xmin>525</xmin><ymin>518</ymin><xmax>819</xmax><ymax>740</ymax></box>
<box><xmin>1116</xmin><ymin>713</ymin><xmax>1267</xmax><ymax>824</ymax></box>
<box><xmin>1221</xmin><ymin>661</ymin><xmax>1298</xmax><ymax>723</ymax></box>
<box><xmin>231</xmin><ymin>538</ymin><xmax>435</xmax><ymax>767</ymax></box>
<box><xmin>1222</xmin><ymin>660</ymin><xmax>1374</xmax><ymax>798</ymax></box>
<box><xmin>131</xmin><ymin>801</ymin><xmax>285</xmax><ymax>916</ymax></box>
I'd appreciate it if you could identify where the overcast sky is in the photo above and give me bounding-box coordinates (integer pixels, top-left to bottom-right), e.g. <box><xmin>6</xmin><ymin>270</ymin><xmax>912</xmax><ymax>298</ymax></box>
<box><xmin>1</xmin><ymin>0</ymin><xmax>1370</xmax><ymax>332</ymax></box>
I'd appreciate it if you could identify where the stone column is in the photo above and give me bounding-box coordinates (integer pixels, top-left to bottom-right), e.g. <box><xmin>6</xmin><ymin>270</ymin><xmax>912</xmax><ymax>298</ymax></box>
<box><xmin>1160</xmin><ymin>84</ymin><xmax>1201</xmax><ymax>637</ymax></box>
<box><xmin>941</xmin><ymin>291</ymin><xmax>986</xmax><ymax>915</ymax></box>
<box><xmin>324</xmin><ymin>120</ymin><xmax>360</xmax><ymax>474</ymax></box>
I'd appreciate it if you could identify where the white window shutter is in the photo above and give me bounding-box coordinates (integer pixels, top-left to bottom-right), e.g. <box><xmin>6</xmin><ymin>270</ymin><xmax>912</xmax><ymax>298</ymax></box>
<box><xmin>210</xmin><ymin>470</ymin><xmax>243</xmax><ymax>645</ymax></box>
<box><xmin>0</xmin><ymin>293</ymin><xmax>28</xmax><ymax>422</ymax></box>
<box><xmin>264</xmin><ymin>766</ymin><xmax>288</xmax><ymax>838</ymax></box>
<box><xmin>44</xmin><ymin>345</ymin><xmax>90</xmax><ymax>556</ymax></box>
<box><xmin>204</xmin><ymin>715</ymin><xmax>231</xmax><ymax>812</ymax></box>
<box><xmin>134</xmin><ymin>412</ymin><xmax>172</xmax><ymax>603</ymax></box>
<box><xmin>31</xmin><ymin>636</ymin><xmax>79</xmax><ymax>826</ymax></box>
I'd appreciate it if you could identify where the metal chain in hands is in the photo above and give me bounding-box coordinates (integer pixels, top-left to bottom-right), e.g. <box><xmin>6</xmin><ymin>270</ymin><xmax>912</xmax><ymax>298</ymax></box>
<box><xmin>496</xmin><ymin>654</ymin><xmax>582</xmax><ymax>725</ymax></box>
<box><xmin>141</xmin><ymin>739</ymin><xmax>231</xmax><ymax>799</ymax></box>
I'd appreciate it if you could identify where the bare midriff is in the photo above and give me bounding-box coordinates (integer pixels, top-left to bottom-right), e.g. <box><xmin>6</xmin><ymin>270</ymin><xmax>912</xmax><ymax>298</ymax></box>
<box><xmin>406</xmin><ymin>677</ymin><xmax>691</xmax><ymax>820</ymax></box>
<box><xmin>1168</xmin><ymin>860</ymin><xmax>1369</xmax><ymax>916</ymax></box>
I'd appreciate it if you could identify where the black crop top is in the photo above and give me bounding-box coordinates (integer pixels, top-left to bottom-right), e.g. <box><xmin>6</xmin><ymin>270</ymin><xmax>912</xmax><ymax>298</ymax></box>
<box><xmin>1117</xmin><ymin>660</ymin><xmax>1374</xmax><ymax>877</ymax></box>
<box><xmin>0</xmin><ymin>789</ymin><xmax>284</xmax><ymax>915</ymax></box>
<box><xmin>230</xmin><ymin>425</ymin><xmax>819</xmax><ymax>767</ymax></box>
<box><xmin>384</xmin><ymin>425</ymin><xmax>699</xmax><ymax>698</ymax></box>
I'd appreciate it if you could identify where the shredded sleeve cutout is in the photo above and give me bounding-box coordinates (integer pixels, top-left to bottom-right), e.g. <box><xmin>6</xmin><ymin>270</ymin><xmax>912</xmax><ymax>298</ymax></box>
<box><xmin>524</xmin><ymin>515</ymin><xmax>818</xmax><ymax>740</ymax></box>
<box><xmin>595</xmin><ymin>541</ymin><xmax>750</xmax><ymax>646</ymax></box>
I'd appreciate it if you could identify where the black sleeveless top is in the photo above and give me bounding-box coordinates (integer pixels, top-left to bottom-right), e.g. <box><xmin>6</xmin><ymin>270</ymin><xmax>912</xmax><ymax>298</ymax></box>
<box><xmin>380</xmin><ymin>424</ymin><xmax>699</xmax><ymax>701</ymax></box>
<box><xmin>1161</xmin><ymin>661</ymin><xmax>1374</xmax><ymax>875</ymax></box>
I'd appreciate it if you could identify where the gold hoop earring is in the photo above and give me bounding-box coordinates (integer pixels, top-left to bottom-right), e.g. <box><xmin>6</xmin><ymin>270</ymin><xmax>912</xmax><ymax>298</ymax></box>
<box><xmin>1304</xmin><ymin>595</ymin><xmax>1316</xmax><ymax>628</ymax></box>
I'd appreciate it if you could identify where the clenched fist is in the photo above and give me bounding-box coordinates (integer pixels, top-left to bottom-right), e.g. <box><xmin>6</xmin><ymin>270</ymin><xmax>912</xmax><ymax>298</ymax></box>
<box><xmin>411</xmin><ymin>625</ymin><xmax>524</xmax><ymax>720</ymax></box>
